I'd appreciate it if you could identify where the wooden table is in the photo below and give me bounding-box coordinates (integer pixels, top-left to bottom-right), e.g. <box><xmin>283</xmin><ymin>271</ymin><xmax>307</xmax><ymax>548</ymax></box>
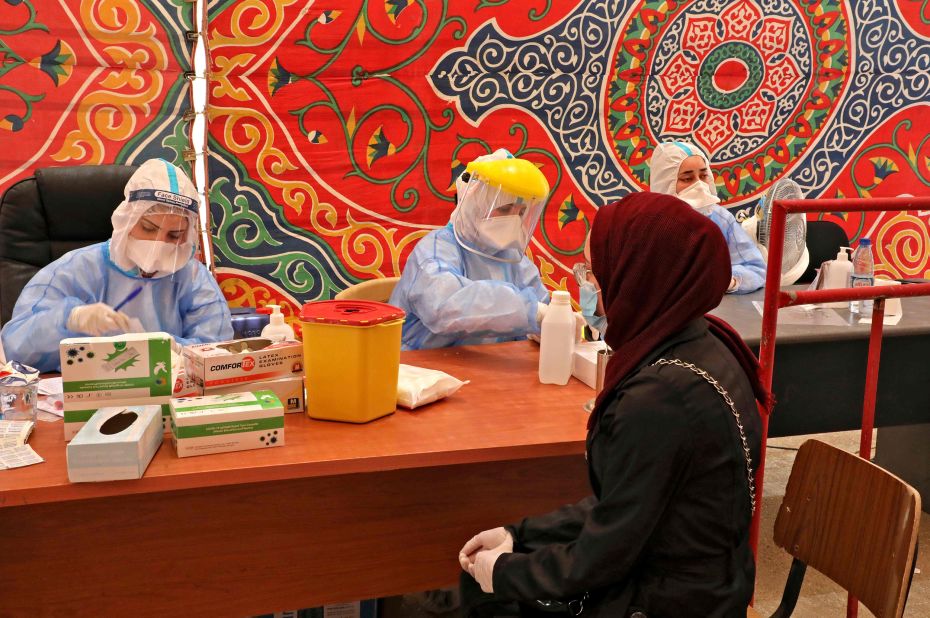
<box><xmin>0</xmin><ymin>341</ymin><xmax>592</xmax><ymax>617</ymax></box>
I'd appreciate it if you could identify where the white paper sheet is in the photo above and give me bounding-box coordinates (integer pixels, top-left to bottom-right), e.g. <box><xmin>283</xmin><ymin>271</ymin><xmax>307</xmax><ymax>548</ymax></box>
<box><xmin>37</xmin><ymin>398</ymin><xmax>64</xmax><ymax>418</ymax></box>
<box><xmin>859</xmin><ymin>313</ymin><xmax>903</xmax><ymax>326</ymax></box>
<box><xmin>0</xmin><ymin>444</ymin><xmax>44</xmax><ymax>469</ymax></box>
<box><xmin>37</xmin><ymin>376</ymin><xmax>63</xmax><ymax>396</ymax></box>
<box><xmin>752</xmin><ymin>301</ymin><xmax>849</xmax><ymax>327</ymax></box>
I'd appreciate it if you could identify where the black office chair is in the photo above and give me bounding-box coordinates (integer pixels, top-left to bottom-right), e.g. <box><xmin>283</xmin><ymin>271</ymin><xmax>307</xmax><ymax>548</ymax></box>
<box><xmin>0</xmin><ymin>165</ymin><xmax>137</xmax><ymax>326</ymax></box>
<box><xmin>797</xmin><ymin>220</ymin><xmax>850</xmax><ymax>284</ymax></box>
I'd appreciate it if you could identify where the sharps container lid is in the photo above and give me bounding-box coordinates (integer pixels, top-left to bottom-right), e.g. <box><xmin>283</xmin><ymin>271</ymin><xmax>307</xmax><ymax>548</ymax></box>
<box><xmin>299</xmin><ymin>300</ymin><xmax>405</xmax><ymax>326</ymax></box>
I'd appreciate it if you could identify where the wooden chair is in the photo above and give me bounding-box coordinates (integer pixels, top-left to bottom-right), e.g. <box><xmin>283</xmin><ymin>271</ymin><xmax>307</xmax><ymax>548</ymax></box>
<box><xmin>749</xmin><ymin>439</ymin><xmax>920</xmax><ymax>618</ymax></box>
<box><xmin>334</xmin><ymin>277</ymin><xmax>400</xmax><ymax>303</ymax></box>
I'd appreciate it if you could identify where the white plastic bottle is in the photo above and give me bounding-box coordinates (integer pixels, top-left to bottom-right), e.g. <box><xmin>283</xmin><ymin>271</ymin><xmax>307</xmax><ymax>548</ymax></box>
<box><xmin>260</xmin><ymin>305</ymin><xmax>295</xmax><ymax>341</ymax></box>
<box><xmin>849</xmin><ymin>239</ymin><xmax>875</xmax><ymax>318</ymax></box>
<box><xmin>822</xmin><ymin>247</ymin><xmax>852</xmax><ymax>309</ymax></box>
<box><xmin>539</xmin><ymin>291</ymin><xmax>575</xmax><ymax>385</ymax></box>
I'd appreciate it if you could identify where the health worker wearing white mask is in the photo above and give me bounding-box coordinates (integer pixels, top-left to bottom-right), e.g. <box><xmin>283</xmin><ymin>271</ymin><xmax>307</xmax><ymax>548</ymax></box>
<box><xmin>649</xmin><ymin>142</ymin><xmax>766</xmax><ymax>294</ymax></box>
<box><xmin>389</xmin><ymin>150</ymin><xmax>553</xmax><ymax>350</ymax></box>
<box><xmin>1</xmin><ymin>159</ymin><xmax>233</xmax><ymax>371</ymax></box>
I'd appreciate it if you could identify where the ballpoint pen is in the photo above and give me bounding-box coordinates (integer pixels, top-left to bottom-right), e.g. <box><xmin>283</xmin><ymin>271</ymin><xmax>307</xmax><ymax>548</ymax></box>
<box><xmin>113</xmin><ymin>286</ymin><xmax>143</xmax><ymax>312</ymax></box>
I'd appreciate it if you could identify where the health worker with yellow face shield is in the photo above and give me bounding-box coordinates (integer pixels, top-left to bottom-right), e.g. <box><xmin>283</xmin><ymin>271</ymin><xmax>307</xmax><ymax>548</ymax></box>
<box><xmin>649</xmin><ymin>142</ymin><xmax>766</xmax><ymax>294</ymax></box>
<box><xmin>389</xmin><ymin>150</ymin><xmax>553</xmax><ymax>350</ymax></box>
<box><xmin>1</xmin><ymin>159</ymin><xmax>233</xmax><ymax>371</ymax></box>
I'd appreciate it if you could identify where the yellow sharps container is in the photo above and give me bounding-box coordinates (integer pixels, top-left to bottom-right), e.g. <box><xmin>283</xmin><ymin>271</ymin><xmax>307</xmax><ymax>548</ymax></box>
<box><xmin>299</xmin><ymin>300</ymin><xmax>406</xmax><ymax>423</ymax></box>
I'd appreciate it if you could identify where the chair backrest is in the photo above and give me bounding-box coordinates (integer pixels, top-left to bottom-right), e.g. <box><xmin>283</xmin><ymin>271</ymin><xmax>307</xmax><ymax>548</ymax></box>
<box><xmin>0</xmin><ymin>165</ymin><xmax>136</xmax><ymax>326</ymax></box>
<box><xmin>334</xmin><ymin>277</ymin><xmax>401</xmax><ymax>303</ymax></box>
<box><xmin>798</xmin><ymin>220</ymin><xmax>850</xmax><ymax>284</ymax></box>
<box><xmin>774</xmin><ymin>440</ymin><xmax>921</xmax><ymax>618</ymax></box>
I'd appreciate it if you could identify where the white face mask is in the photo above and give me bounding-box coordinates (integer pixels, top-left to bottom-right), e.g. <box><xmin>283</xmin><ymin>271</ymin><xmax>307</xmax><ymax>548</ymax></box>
<box><xmin>477</xmin><ymin>215</ymin><xmax>526</xmax><ymax>252</ymax></box>
<box><xmin>126</xmin><ymin>238</ymin><xmax>191</xmax><ymax>275</ymax></box>
<box><xmin>678</xmin><ymin>180</ymin><xmax>720</xmax><ymax>212</ymax></box>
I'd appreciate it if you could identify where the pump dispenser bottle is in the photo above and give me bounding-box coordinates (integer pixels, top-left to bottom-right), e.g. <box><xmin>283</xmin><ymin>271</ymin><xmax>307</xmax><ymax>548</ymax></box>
<box><xmin>538</xmin><ymin>291</ymin><xmax>575</xmax><ymax>385</ymax></box>
<box><xmin>821</xmin><ymin>247</ymin><xmax>853</xmax><ymax>309</ymax></box>
<box><xmin>260</xmin><ymin>305</ymin><xmax>295</xmax><ymax>341</ymax></box>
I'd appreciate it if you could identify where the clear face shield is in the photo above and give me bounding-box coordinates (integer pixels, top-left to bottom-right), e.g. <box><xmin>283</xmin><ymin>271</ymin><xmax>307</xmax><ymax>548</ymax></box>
<box><xmin>124</xmin><ymin>204</ymin><xmax>197</xmax><ymax>278</ymax></box>
<box><xmin>108</xmin><ymin>159</ymin><xmax>201</xmax><ymax>279</ymax></box>
<box><xmin>452</xmin><ymin>175</ymin><xmax>546</xmax><ymax>263</ymax></box>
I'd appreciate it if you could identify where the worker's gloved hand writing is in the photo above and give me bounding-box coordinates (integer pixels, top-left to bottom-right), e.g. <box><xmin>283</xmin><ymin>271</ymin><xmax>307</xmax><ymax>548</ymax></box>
<box><xmin>459</xmin><ymin>527</ymin><xmax>513</xmax><ymax>572</ymax></box>
<box><xmin>67</xmin><ymin>303</ymin><xmax>132</xmax><ymax>336</ymax></box>
<box><xmin>468</xmin><ymin>545</ymin><xmax>510</xmax><ymax>593</ymax></box>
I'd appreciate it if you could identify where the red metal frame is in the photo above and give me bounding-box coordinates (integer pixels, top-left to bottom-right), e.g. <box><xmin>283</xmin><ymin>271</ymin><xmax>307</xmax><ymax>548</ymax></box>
<box><xmin>755</xmin><ymin>197</ymin><xmax>930</xmax><ymax>618</ymax></box>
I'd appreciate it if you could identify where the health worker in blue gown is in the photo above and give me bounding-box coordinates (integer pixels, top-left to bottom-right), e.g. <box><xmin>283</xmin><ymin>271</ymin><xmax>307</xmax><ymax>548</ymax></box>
<box><xmin>649</xmin><ymin>142</ymin><xmax>767</xmax><ymax>295</ymax></box>
<box><xmin>389</xmin><ymin>150</ymin><xmax>556</xmax><ymax>351</ymax></box>
<box><xmin>1</xmin><ymin>159</ymin><xmax>233</xmax><ymax>371</ymax></box>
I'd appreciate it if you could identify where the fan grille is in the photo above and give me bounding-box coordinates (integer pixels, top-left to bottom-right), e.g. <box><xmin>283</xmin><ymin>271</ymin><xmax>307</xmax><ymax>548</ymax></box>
<box><xmin>760</xmin><ymin>179</ymin><xmax>806</xmax><ymax>271</ymax></box>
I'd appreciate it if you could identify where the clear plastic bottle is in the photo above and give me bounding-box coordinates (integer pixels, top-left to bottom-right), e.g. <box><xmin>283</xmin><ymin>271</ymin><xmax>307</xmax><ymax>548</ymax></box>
<box><xmin>848</xmin><ymin>238</ymin><xmax>874</xmax><ymax>318</ymax></box>
<box><xmin>260</xmin><ymin>304</ymin><xmax>295</xmax><ymax>341</ymax></box>
<box><xmin>538</xmin><ymin>291</ymin><xmax>575</xmax><ymax>385</ymax></box>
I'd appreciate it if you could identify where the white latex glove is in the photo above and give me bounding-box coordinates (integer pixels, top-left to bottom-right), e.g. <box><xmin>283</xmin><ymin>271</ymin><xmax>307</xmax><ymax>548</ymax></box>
<box><xmin>67</xmin><ymin>303</ymin><xmax>133</xmax><ymax>336</ymax></box>
<box><xmin>459</xmin><ymin>527</ymin><xmax>513</xmax><ymax>571</ymax></box>
<box><xmin>468</xmin><ymin>546</ymin><xmax>509</xmax><ymax>593</ymax></box>
<box><xmin>727</xmin><ymin>276</ymin><xmax>739</xmax><ymax>293</ymax></box>
<box><xmin>535</xmin><ymin>301</ymin><xmax>548</xmax><ymax>325</ymax></box>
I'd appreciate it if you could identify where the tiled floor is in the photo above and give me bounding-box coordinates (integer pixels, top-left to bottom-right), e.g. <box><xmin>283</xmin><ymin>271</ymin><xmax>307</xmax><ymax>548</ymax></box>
<box><xmin>383</xmin><ymin>430</ymin><xmax>928</xmax><ymax>617</ymax></box>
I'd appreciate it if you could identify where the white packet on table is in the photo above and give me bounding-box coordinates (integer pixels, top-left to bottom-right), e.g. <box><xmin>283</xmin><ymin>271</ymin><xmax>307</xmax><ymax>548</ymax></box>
<box><xmin>397</xmin><ymin>364</ymin><xmax>468</xmax><ymax>410</ymax></box>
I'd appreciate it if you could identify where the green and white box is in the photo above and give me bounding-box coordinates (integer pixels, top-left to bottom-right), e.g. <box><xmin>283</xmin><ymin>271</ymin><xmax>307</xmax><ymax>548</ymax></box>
<box><xmin>170</xmin><ymin>390</ymin><xmax>284</xmax><ymax>458</ymax></box>
<box><xmin>206</xmin><ymin>375</ymin><xmax>305</xmax><ymax>414</ymax></box>
<box><xmin>60</xmin><ymin>333</ymin><xmax>174</xmax><ymax>403</ymax></box>
<box><xmin>66</xmin><ymin>405</ymin><xmax>163</xmax><ymax>482</ymax></box>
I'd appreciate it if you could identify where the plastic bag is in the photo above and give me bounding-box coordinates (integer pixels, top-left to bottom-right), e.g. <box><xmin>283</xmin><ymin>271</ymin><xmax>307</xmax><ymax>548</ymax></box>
<box><xmin>396</xmin><ymin>364</ymin><xmax>467</xmax><ymax>409</ymax></box>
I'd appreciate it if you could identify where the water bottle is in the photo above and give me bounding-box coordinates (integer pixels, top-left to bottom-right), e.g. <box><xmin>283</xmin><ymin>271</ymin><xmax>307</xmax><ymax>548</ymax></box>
<box><xmin>849</xmin><ymin>238</ymin><xmax>874</xmax><ymax>318</ymax></box>
<box><xmin>539</xmin><ymin>291</ymin><xmax>575</xmax><ymax>385</ymax></box>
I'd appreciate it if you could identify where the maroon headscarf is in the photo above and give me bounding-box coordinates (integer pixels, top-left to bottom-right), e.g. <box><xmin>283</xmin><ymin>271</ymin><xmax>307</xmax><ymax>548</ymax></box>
<box><xmin>589</xmin><ymin>192</ymin><xmax>772</xmax><ymax>429</ymax></box>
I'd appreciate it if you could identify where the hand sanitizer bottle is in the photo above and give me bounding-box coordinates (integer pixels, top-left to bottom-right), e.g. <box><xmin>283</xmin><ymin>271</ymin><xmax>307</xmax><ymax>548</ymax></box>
<box><xmin>822</xmin><ymin>247</ymin><xmax>852</xmax><ymax>309</ymax></box>
<box><xmin>539</xmin><ymin>291</ymin><xmax>575</xmax><ymax>385</ymax></box>
<box><xmin>260</xmin><ymin>305</ymin><xmax>295</xmax><ymax>342</ymax></box>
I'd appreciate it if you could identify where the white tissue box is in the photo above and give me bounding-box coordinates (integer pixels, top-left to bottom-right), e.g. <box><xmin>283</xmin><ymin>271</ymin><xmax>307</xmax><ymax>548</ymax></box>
<box><xmin>63</xmin><ymin>396</ymin><xmax>172</xmax><ymax>441</ymax></box>
<box><xmin>572</xmin><ymin>341</ymin><xmax>608</xmax><ymax>389</ymax></box>
<box><xmin>66</xmin><ymin>405</ymin><xmax>163</xmax><ymax>482</ymax></box>
<box><xmin>170</xmin><ymin>390</ymin><xmax>285</xmax><ymax>458</ymax></box>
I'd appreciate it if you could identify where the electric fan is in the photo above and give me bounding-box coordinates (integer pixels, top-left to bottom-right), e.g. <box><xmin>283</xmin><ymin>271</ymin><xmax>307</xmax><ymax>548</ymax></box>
<box><xmin>741</xmin><ymin>178</ymin><xmax>809</xmax><ymax>286</ymax></box>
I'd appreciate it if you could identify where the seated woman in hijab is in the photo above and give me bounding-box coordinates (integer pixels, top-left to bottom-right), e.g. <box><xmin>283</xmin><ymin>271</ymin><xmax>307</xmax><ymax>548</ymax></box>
<box><xmin>458</xmin><ymin>192</ymin><xmax>769</xmax><ymax>617</ymax></box>
<box><xmin>650</xmin><ymin>141</ymin><xmax>767</xmax><ymax>294</ymax></box>
<box><xmin>1</xmin><ymin>159</ymin><xmax>232</xmax><ymax>371</ymax></box>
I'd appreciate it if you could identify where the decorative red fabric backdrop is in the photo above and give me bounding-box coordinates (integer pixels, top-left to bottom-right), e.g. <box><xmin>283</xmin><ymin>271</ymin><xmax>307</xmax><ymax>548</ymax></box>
<box><xmin>0</xmin><ymin>0</ymin><xmax>195</xmax><ymax>192</ymax></box>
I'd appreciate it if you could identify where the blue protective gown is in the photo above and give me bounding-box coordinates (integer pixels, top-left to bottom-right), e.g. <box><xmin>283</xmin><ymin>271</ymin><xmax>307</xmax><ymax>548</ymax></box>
<box><xmin>1</xmin><ymin>241</ymin><xmax>233</xmax><ymax>371</ymax></box>
<box><xmin>705</xmin><ymin>205</ymin><xmax>767</xmax><ymax>294</ymax></box>
<box><xmin>389</xmin><ymin>224</ymin><xmax>549</xmax><ymax>350</ymax></box>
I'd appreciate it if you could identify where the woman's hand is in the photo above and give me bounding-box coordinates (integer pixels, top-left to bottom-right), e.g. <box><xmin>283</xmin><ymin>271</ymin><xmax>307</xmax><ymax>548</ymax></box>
<box><xmin>468</xmin><ymin>545</ymin><xmax>509</xmax><ymax>593</ymax></box>
<box><xmin>458</xmin><ymin>527</ymin><xmax>513</xmax><ymax>571</ymax></box>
